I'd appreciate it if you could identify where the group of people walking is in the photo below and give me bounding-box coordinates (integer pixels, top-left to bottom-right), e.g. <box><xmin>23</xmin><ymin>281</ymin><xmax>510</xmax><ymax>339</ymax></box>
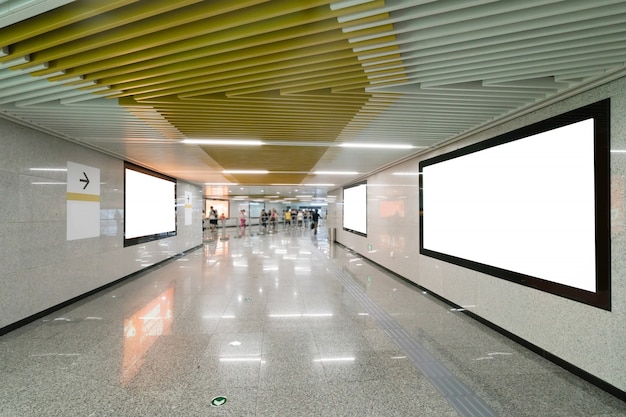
<box><xmin>282</xmin><ymin>208</ymin><xmax>321</xmax><ymax>233</ymax></box>
<box><xmin>259</xmin><ymin>208</ymin><xmax>280</xmax><ymax>233</ymax></box>
<box><xmin>206</xmin><ymin>207</ymin><xmax>323</xmax><ymax>239</ymax></box>
<box><xmin>258</xmin><ymin>208</ymin><xmax>321</xmax><ymax>234</ymax></box>
<box><xmin>230</xmin><ymin>207</ymin><xmax>323</xmax><ymax>236</ymax></box>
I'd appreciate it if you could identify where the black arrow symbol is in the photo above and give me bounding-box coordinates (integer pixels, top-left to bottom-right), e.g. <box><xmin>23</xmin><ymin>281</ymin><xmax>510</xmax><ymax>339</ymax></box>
<box><xmin>79</xmin><ymin>172</ymin><xmax>90</xmax><ymax>190</ymax></box>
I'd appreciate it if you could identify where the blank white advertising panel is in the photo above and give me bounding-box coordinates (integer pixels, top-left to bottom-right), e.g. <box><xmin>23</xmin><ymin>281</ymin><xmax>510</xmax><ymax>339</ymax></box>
<box><xmin>343</xmin><ymin>182</ymin><xmax>367</xmax><ymax>236</ymax></box>
<box><xmin>419</xmin><ymin>100</ymin><xmax>610</xmax><ymax>309</ymax></box>
<box><xmin>124</xmin><ymin>163</ymin><xmax>177</xmax><ymax>246</ymax></box>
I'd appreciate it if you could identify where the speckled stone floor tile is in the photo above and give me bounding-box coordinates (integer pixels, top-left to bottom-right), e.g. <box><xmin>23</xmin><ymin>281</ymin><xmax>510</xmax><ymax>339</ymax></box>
<box><xmin>1</xmin><ymin>230</ymin><xmax>625</xmax><ymax>416</ymax></box>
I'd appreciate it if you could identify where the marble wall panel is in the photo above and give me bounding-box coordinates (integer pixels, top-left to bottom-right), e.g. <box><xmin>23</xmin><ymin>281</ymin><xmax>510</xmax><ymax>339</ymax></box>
<box><xmin>0</xmin><ymin>117</ymin><xmax>203</xmax><ymax>331</ymax></box>
<box><xmin>328</xmin><ymin>75</ymin><xmax>626</xmax><ymax>393</ymax></box>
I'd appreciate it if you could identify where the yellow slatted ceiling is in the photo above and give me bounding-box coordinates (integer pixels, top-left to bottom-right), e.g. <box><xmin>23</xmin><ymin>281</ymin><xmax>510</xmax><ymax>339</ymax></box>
<box><xmin>0</xmin><ymin>0</ymin><xmax>625</xmax><ymax>201</ymax></box>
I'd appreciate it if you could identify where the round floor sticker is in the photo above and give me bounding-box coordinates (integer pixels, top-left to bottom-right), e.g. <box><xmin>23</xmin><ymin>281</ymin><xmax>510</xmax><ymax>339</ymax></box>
<box><xmin>211</xmin><ymin>396</ymin><xmax>227</xmax><ymax>407</ymax></box>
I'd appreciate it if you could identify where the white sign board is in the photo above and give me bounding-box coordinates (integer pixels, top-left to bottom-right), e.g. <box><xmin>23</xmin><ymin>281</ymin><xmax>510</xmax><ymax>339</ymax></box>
<box><xmin>67</xmin><ymin>161</ymin><xmax>100</xmax><ymax>240</ymax></box>
<box><xmin>184</xmin><ymin>191</ymin><xmax>193</xmax><ymax>226</ymax></box>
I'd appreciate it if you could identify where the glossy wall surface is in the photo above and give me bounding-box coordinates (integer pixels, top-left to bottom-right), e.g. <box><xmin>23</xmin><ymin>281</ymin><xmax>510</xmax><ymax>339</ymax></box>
<box><xmin>0</xmin><ymin>117</ymin><xmax>203</xmax><ymax>330</ymax></box>
<box><xmin>328</xmin><ymin>76</ymin><xmax>626</xmax><ymax>394</ymax></box>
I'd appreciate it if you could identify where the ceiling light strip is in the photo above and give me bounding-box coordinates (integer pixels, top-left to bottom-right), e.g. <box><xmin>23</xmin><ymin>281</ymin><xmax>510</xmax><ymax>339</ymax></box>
<box><xmin>182</xmin><ymin>139</ymin><xmax>416</xmax><ymax>149</ymax></box>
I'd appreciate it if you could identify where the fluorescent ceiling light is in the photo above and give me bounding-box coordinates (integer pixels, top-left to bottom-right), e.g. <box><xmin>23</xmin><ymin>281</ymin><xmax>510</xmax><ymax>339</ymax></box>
<box><xmin>610</xmin><ymin>150</ymin><xmax>626</xmax><ymax>153</ymax></box>
<box><xmin>223</xmin><ymin>170</ymin><xmax>268</xmax><ymax>174</ymax></box>
<box><xmin>183</xmin><ymin>139</ymin><xmax>264</xmax><ymax>146</ymax></box>
<box><xmin>339</xmin><ymin>143</ymin><xmax>415</xmax><ymax>149</ymax></box>
<box><xmin>392</xmin><ymin>172</ymin><xmax>420</xmax><ymax>176</ymax></box>
<box><xmin>314</xmin><ymin>171</ymin><xmax>358</xmax><ymax>175</ymax></box>
<box><xmin>180</xmin><ymin>138</ymin><xmax>419</xmax><ymax>149</ymax></box>
<box><xmin>305</xmin><ymin>183</ymin><xmax>335</xmax><ymax>186</ymax></box>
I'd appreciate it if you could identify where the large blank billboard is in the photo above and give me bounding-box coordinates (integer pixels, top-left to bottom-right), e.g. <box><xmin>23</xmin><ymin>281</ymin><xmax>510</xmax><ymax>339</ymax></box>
<box><xmin>343</xmin><ymin>182</ymin><xmax>367</xmax><ymax>237</ymax></box>
<box><xmin>419</xmin><ymin>99</ymin><xmax>610</xmax><ymax>310</ymax></box>
<box><xmin>124</xmin><ymin>162</ymin><xmax>177</xmax><ymax>246</ymax></box>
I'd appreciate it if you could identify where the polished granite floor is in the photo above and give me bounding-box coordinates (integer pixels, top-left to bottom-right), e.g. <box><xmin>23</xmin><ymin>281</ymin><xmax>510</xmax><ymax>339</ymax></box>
<box><xmin>1</xmin><ymin>226</ymin><xmax>625</xmax><ymax>417</ymax></box>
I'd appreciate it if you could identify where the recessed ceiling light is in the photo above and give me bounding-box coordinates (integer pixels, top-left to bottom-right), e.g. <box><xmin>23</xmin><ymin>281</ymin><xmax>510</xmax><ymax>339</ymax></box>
<box><xmin>314</xmin><ymin>171</ymin><xmax>358</xmax><ymax>175</ymax></box>
<box><xmin>183</xmin><ymin>139</ymin><xmax>264</xmax><ymax>146</ymax></box>
<box><xmin>222</xmin><ymin>170</ymin><xmax>269</xmax><ymax>174</ymax></box>
<box><xmin>339</xmin><ymin>143</ymin><xmax>416</xmax><ymax>149</ymax></box>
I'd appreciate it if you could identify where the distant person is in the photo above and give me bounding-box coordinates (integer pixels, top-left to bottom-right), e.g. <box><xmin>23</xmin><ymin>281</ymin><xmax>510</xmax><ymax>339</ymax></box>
<box><xmin>311</xmin><ymin>209</ymin><xmax>320</xmax><ymax>235</ymax></box>
<box><xmin>284</xmin><ymin>209</ymin><xmax>292</xmax><ymax>229</ymax></box>
<box><xmin>261</xmin><ymin>209</ymin><xmax>269</xmax><ymax>231</ymax></box>
<box><xmin>270</xmin><ymin>208</ymin><xmax>278</xmax><ymax>232</ymax></box>
<box><xmin>239</xmin><ymin>209</ymin><xmax>247</xmax><ymax>237</ymax></box>
<box><xmin>209</xmin><ymin>206</ymin><xmax>218</xmax><ymax>232</ymax></box>
<box><xmin>297</xmin><ymin>210</ymin><xmax>304</xmax><ymax>228</ymax></box>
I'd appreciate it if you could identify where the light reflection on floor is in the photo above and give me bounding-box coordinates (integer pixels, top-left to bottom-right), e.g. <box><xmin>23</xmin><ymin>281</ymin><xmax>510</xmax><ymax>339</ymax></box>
<box><xmin>1</xmin><ymin>228</ymin><xmax>625</xmax><ymax>416</ymax></box>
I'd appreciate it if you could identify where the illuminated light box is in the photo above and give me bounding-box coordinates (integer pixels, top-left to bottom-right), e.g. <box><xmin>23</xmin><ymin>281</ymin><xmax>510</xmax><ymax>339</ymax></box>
<box><xmin>124</xmin><ymin>162</ymin><xmax>177</xmax><ymax>247</ymax></box>
<box><xmin>419</xmin><ymin>99</ymin><xmax>610</xmax><ymax>310</ymax></box>
<box><xmin>343</xmin><ymin>181</ymin><xmax>367</xmax><ymax>237</ymax></box>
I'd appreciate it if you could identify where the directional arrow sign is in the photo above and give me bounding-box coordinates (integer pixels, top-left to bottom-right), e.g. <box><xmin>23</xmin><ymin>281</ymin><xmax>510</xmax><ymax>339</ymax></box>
<box><xmin>79</xmin><ymin>172</ymin><xmax>90</xmax><ymax>189</ymax></box>
<box><xmin>210</xmin><ymin>396</ymin><xmax>227</xmax><ymax>407</ymax></box>
<box><xmin>67</xmin><ymin>161</ymin><xmax>100</xmax><ymax>240</ymax></box>
<box><xmin>67</xmin><ymin>162</ymin><xmax>99</xmax><ymax>195</ymax></box>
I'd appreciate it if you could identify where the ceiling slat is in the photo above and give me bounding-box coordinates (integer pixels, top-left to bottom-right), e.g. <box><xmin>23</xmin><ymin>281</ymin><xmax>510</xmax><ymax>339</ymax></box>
<box><xmin>1</xmin><ymin>0</ymin><xmax>625</xmax><ymax>197</ymax></box>
<box><xmin>0</xmin><ymin>0</ymin><xmax>138</xmax><ymax>48</ymax></box>
<box><xmin>6</xmin><ymin>0</ymin><xmax>204</xmax><ymax>58</ymax></box>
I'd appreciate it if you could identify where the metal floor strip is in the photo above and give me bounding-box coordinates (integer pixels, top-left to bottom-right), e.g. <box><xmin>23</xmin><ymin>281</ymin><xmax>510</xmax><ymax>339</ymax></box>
<box><xmin>314</xmin><ymin>247</ymin><xmax>500</xmax><ymax>417</ymax></box>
